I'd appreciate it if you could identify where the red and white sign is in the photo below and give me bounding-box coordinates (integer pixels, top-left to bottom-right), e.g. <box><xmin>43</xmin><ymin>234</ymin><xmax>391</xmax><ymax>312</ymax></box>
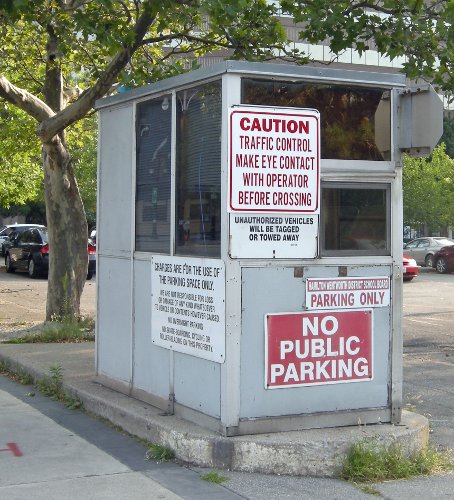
<box><xmin>305</xmin><ymin>277</ymin><xmax>390</xmax><ymax>310</ymax></box>
<box><xmin>265</xmin><ymin>310</ymin><xmax>373</xmax><ymax>389</ymax></box>
<box><xmin>229</xmin><ymin>106</ymin><xmax>320</xmax><ymax>213</ymax></box>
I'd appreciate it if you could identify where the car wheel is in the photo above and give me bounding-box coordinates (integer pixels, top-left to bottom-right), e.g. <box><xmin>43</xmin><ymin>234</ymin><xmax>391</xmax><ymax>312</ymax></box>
<box><xmin>86</xmin><ymin>271</ymin><xmax>93</xmax><ymax>280</ymax></box>
<box><xmin>28</xmin><ymin>258</ymin><xmax>39</xmax><ymax>278</ymax></box>
<box><xmin>403</xmin><ymin>277</ymin><xmax>414</xmax><ymax>282</ymax></box>
<box><xmin>436</xmin><ymin>257</ymin><xmax>449</xmax><ymax>274</ymax></box>
<box><xmin>424</xmin><ymin>254</ymin><xmax>434</xmax><ymax>268</ymax></box>
<box><xmin>5</xmin><ymin>254</ymin><xmax>15</xmax><ymax>273</ymax></box>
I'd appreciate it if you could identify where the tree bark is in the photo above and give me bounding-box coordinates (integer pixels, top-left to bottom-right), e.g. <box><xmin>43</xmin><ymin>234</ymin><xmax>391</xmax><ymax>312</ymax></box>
<box><xmin>43</xmin><ymin>136</ymin><xmax>88</xmax><ymax>320</ymax></box>
<box><xmin>39</xmin><ymin>24</ymin><xmax>87</xmax><ymax>321</ymax></box>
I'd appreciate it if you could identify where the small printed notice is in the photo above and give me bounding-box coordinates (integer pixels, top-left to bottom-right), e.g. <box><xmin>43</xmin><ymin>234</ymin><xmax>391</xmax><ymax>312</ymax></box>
<box><xmin>229</xmin><ymin>213</ymin><xmax>318</xmax><ymax>259</ymax></box>
<box><xmin>265</xmin><ymin>310</ymin><xmax>373</xmax><ymax>389</ymax></box>
<box><xmin>151</xmin><ymin>256</ymin><xmax>225</xmax><ymax>363</ymax></box>
<box><xmin>229</xmin><ymin>106</ymin><xmax>320</xmax><ymax>213</ymax></box>
<box><xmin>305</xmin><ymin>277</ymin><xmax>390</xmax><ymax>310</ymax></box>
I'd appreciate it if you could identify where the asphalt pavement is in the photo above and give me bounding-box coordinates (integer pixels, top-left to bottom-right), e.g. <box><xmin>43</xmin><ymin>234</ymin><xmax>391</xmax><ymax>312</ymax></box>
<box><xmin>402</xmin><ymin>270</ymin><xmax>454</xmax><ymax>453</ymax></box>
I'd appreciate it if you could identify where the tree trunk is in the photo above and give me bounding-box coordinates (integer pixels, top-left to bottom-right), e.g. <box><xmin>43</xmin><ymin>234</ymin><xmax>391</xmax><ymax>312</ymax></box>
<box><xmin>43</xmin><ymin>137</ymin><xmax>88</xmax><ymax>321</ymax></box>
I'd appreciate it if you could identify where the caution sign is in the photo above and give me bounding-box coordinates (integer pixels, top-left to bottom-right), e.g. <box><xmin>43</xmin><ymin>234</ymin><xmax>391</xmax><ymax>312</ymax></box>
<box><xmin>265</xmin><ymin>310</ymin><xmax>372</xmax><ymax>389</ymax></box>
<box><xmin>151</xmin><ymin>256</ymin><xmax>225</xmax><ymax>363</ymax></box>
<box><xmin>229</xmin><ymin>106</ymin><xmax>320</xmax><ymax>213</ymax></box>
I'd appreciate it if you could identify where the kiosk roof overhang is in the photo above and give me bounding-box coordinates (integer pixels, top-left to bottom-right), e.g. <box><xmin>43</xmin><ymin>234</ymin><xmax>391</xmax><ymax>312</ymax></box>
<box><xmin>95</xmin><ymin>60</ymin><xmax>407</xmax><ymax>110</ymax></box>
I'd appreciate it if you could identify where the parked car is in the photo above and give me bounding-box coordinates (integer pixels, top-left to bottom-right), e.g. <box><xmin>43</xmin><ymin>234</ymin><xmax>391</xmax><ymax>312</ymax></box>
<box><xmin>0</xmin><ymin>223</ymin><xmax>46</xmax><ymax>256</ymax></box>
<box><xmin>89</xmin><ymin>227</ymin><xmax>96</xmax><ymax>244</ymax></box>
<box><xmin>403</xmin><ymin>237</ymin><xmax>454</xmax><ymax>267</ymax></box>
<box><xmin>403</xmin><ymin>255</ymin><xmax>419</xmax><ymax>281</ymax></box>
<box><xmin>433</xmin><ymin>245</ymin><xmax>454</xmax><ymax>274</ymax></box>
<box><xmin>87</xmin><ymin>241</ymin><xmax>96</xmax><ymax>279</ymax></box>
<box><xmin>4</xmin><ymin>226</ymin><xmax>96</xmax><ymax>279</ymax></box>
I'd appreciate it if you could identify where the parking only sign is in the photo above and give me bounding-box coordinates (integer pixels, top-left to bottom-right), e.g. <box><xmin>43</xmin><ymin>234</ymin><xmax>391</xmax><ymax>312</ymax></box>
<box><xmin>306</xmin><ymin>277</ymin><xmax>390</xmax><ymax>309</ymax></box>
<box><xmin>265</xmin><ymin>310</ymin><xmax>373</xmax><ymax>389</ymax></box>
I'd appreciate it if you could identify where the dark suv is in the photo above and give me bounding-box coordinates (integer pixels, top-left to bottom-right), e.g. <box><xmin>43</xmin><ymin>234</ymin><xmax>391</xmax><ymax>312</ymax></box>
<box><xmin>5</xmin><ymin>227</ymin><xmax>50</xmax><ymax>278</ymax></box>
<box><xmin>0</xmin><ymin>224</ymin><xmax>46</xmax><ymax>256</ymax></box>
<box><xmin>5</xmin><ymin>227</ymin><xmax>96</xmax><ymax>279</ymax></box>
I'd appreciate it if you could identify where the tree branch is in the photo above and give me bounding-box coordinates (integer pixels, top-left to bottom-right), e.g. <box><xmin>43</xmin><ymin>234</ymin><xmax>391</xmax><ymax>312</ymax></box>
<box><xmin>141</xmin><ymin>32</ymin><xmax>229</xmax><ymax>49</ymax></box>
<box><xmin>341</xmin><ymin>1</ymin><xmax>400</xmax><ymax>17</ymax></box>
<box><xmin>59</xmin><ymin>0</ymin><xmax>92</xmax><ymax>12</ymax></box>
<box><xmin>37</xmin><ymin>7</ymin><xmax>155</xmax><ymax>142</ymax></box>
<box><xmin>74</xmin><ymin>36</ymin><xmax>102</xmax><ymax>78</ymax></box>
<box><xmin>118</xmin><ymin>0</ymin><xmax>132</xmax><ymax>23</ymax></box>
<box><xmin>0</xmin><ymin>75</ymin><xmax>54</xmax><ymax>122</ymax></box>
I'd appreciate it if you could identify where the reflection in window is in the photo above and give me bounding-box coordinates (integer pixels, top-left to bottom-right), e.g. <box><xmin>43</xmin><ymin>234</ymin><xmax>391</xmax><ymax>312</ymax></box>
<box><xmin>135</xmin><ymin>95</ymin><xmax>172</xmax><ymax>252</ymax></box>
<box><xmin>322</xmin><ymin>185</ymin><xmax>389</xmax><ymax>255</ymax></box>
<box><xmin>242</xmin><ymin>79</ymin><xmax>390</xmax><ymax>160</ymax></box>
<box><xmin>175</xmin><ymin>81</ymin><xmax>222</xmax><ymax>257</ymax></box>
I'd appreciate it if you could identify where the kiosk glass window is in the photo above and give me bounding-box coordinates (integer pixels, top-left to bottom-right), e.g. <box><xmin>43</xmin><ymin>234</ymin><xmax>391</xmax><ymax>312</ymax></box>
<box><xmin>321</xmin><ymin>184</ymin><xmax>390</xmax><ymax>255</ymax></box>
<box><xmin>135</xmin><ymin>95</ymin><xmax>172</xmax><ymax>253</ymax></box>
<box><xmin>175</xmin><ymin>81</ymin><xmax>222</xmax><ymax>257</ymax></box>
<box><xmin>242</xmin><ymin>79</ymin><xmax>391</xmax><ymax>161</ymax></box>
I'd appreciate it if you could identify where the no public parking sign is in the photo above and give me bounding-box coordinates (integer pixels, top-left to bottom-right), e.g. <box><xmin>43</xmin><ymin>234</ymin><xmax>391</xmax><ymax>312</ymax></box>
<box><xmin>229</xmin><ymin>106</ymin><xmax>320</xmax><ymax>213</ymax></box>
<box><xmin>265</xmin><ymin>310</ymin><xmax>373</xmax><ymax>389</ymax></box>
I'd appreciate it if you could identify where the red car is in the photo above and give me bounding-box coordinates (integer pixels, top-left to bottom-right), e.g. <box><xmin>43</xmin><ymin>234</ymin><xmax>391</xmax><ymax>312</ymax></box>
<box><xmin>403</xmin><ymin>255</ymin><xmax>418</xmax><ymax>281</ymax></box>
<box><xmin>433</xmin><ymin>245</ymin><xmax>454</xmax><ymax>274</ymax></box>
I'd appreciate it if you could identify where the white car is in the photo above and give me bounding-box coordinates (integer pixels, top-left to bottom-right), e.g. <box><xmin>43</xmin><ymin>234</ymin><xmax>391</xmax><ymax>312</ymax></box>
<box><xmin>0</xmin><ymin>224</ymin><xmax>46</xmax><ymax>256</ymax></box>
<box><xmin>403</xmin><ymin>237</ymin><xmax>454</xmax><ymax>267</ymax></box>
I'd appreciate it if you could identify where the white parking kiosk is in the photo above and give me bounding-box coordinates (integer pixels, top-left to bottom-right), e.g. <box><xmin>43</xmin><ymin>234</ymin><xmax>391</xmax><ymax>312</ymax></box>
<box><xmin>95</xmin><ymin>61</ymin><xmax>442</xmax><ymax>436</ymax></box>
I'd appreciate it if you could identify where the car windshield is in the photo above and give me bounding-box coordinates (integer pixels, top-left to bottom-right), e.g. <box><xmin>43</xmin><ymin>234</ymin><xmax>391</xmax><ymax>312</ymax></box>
<box><xmin>40</xmin><ymin>229</ymin><xmax>49</xmax><ymax>243</ymax></box>
<box><xmin>1</xmin><ymin>227</ymin><xmax>18</xmax><ymax>237</ymax></box>
<box><xmin>435</xmin><ymin>238</ymin><xmax>453</xmax><ymax>246</ymax></box>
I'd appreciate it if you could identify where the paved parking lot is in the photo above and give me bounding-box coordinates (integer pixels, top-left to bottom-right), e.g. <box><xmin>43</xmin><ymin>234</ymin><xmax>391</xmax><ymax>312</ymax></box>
<box><xmin>402</xmin><ymin>269</ymin><xmax>454</xmax><ymax>452</ymax></box>
<box><xmin>0</xmin><ymin>267</ymin><xmax>96</xmax><ymax>338</ymax></box>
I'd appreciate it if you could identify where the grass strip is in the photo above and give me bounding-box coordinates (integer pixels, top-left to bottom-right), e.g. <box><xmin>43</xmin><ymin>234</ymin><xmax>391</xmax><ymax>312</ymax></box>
<box><xmin>341</xmin><ymin>438</ymin><xmax>454</xmax><ymax>483</ymax></box>
<box><xmin>200</xmin><ymin>470</ymin><xmax>228</xmax><ymax>484</ymax></box>
<box><xmin>4</xmin><ymin>316</ymin><xmax>95</xmax><ymax>344</ymax></box>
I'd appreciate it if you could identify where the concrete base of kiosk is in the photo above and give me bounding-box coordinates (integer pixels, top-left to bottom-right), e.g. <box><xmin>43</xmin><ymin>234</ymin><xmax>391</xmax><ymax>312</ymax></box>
<box><xmin>88</xmin><ymin>380</ymin><xmax>428</xmax><ymax>477</ymax></box>
<box><xmin>90</xmin><ymin>376</ymin><xmax>427</xmax><ymax>477</ymax></box>
<box><xmin>93</xmin><ymin>380</ymin><xmax>429</xmax><ymax>477</ymax></box>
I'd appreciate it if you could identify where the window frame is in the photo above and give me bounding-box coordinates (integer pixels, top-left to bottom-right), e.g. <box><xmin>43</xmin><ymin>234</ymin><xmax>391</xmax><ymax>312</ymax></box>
<box><xmin>133</xmin><ymin>78</ymin><xmax>223</xmax><ymax>259</ymax></box>
<box><xmin>320</xmin><ymin>182</ymin><xmax>391</xmax><ymax>257</ymax></box>
<box><xmin>134</xmin><ymin>93</ymin><xmax>173</xmax><ymax>254</ymax></box>
<box><xmin>174</xmin><ymin>79</ymin><xmax>222</xmax><ymax>258</ymax></box>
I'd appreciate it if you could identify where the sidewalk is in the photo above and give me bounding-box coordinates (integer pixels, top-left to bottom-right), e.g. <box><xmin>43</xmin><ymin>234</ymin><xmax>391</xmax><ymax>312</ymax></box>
<box><xmin>0</xmin><ymin>341</ymin><xmax>453</xmax><ymax>499</ymax></box>
<box><xmin>0</xmin><ymin>375</ymin><xmax>183</xmax><ymax>500</ymax></box>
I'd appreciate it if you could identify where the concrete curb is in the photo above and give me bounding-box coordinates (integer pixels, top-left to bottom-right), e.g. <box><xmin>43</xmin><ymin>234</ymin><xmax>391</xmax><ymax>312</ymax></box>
<box><xmin>0</xmin><ymin>343</ymin><xmax>429</xmax><ymax>477</ymax></box>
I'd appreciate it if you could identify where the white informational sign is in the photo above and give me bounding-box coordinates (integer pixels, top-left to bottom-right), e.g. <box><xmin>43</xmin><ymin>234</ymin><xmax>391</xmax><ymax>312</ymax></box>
<box><xmin>229</xmin><ymin>106</ymin><xmax>320</xmax><ymax>213</ymax></box>
<box><xmin>305</xmin><ymin>277</ymin><xmax>391</xmax><ymax>310</ymax></box>
<box><xmin>229</xmin><ymin>213</ymin><xmax>318</xmax><ymax>259</ymax></box>
<box><xmin>151</xmin><ymin>256</ymin><xmax>225</xmax><ymax>363</ymax></box>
